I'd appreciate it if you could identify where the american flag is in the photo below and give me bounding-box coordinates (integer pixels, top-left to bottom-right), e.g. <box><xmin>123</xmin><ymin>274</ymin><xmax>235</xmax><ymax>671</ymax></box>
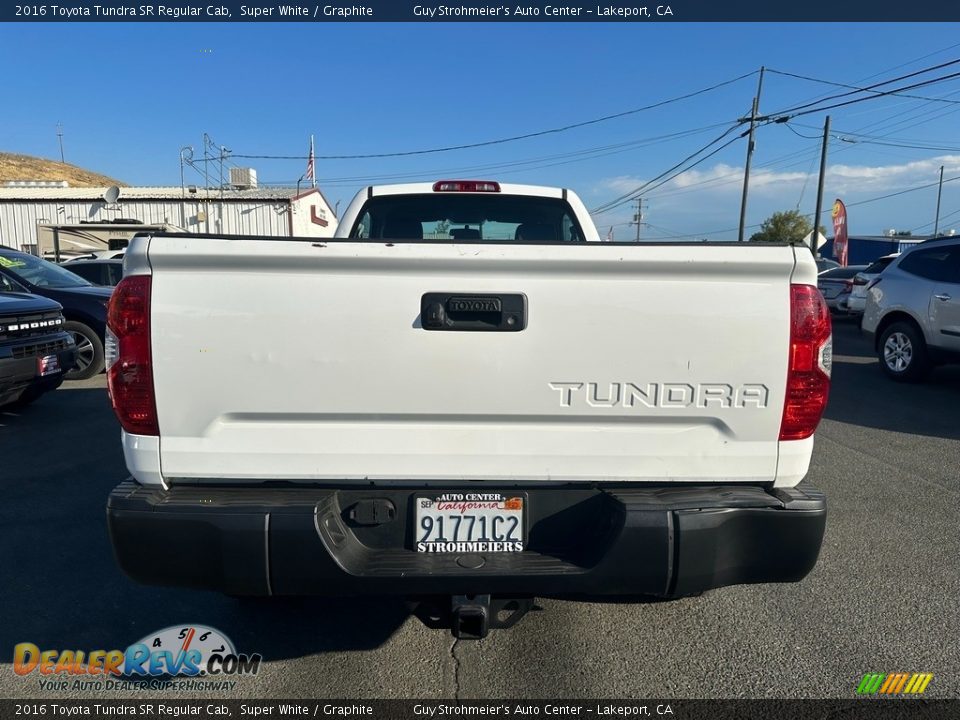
<box><xmin>305</xmin><ymin>135</ymin><xmax>315</xmax><ymax>187</ymax></box>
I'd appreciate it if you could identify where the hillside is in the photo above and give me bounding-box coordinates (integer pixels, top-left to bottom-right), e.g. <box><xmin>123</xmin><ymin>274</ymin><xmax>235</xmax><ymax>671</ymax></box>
<box><xmin>0</xmin><ymin>152</ymin><xmax>125</xmax><ymax>187</ymax></box>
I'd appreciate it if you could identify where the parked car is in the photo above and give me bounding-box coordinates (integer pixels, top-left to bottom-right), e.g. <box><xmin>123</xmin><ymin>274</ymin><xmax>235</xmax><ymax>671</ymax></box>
<box><xmin>845</xmin><ymin>253</ymin><xmax>899</xmax><ymax>316</ymax></box>
<box><xmin>862</xmin><ymin>237</ymin><xmax>960</xmax><ymax>380</ymax></box>
<box><xmin>816</xmin><ymin>257</ymin><xmax>840</xmax><ymax>274</ymax></box>
<box><xmin>0</xmin><ymin>249</ymin><xmax>111</xmax><ymax>380</ymax></box>
<box><xmin>59</xmin><ymin>250</ymin><xmax>126</xmax><ymax>261</ymax></box>
<box><xmin>58</xmin><ymin>258</ymin><xmax>123</xmax><ymax>287</ymax></box>
<box><xmin>817</xmin><ymin>265</ymin><xmax>868</xmax><ymax>314</ymax></box>
<box><xmin>0</xmin><ymin>287</ymin><xmax>77</xmax><ymax>410</ymax></box>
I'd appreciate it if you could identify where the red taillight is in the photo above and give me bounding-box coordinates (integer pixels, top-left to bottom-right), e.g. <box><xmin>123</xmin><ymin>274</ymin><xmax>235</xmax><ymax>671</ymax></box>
<box><xmin>852</xmin><ymin>275</ymin><xmax>867</xmax><ymax>286</ymax></box>
<box><xmin>780</xmin><ymin>284</ymin><xmax>832</xmax><ymax>441</ymax></box>
<box><xmin>432</xmin><ymin>180</ymin><xmax>501</xmax><ymax>193</ymax></box>
<box><xmin>844</xmin><ymin>279</ymin><xmax>853</xmax><ymax>291</ymax></box>
<box><xmin>106</xmin><ymin>275</ymin><xmax>158</xmax><ymax>436</ymax></box>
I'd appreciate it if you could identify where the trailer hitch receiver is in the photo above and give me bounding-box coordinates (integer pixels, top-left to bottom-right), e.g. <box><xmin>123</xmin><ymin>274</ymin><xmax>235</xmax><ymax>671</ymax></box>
<box><xmin>450</xmin><ymin>595</ymin><xmax>534</xmax><ymax>639</ymax></box>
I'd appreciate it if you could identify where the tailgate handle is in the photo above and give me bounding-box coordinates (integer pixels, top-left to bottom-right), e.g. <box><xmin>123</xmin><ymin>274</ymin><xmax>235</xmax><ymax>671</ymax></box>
<box><xmin>421</xmin><ymin>293</ymin><xmax>527</xmax><ymax>332</ymax></box>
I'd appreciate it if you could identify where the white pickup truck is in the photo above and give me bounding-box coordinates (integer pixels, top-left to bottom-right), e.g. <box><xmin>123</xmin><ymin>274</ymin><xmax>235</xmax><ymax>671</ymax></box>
<box><xmin>106</xmin><ymin>180</ymin><xmax>831</xmax><ymax>638</ymax></box>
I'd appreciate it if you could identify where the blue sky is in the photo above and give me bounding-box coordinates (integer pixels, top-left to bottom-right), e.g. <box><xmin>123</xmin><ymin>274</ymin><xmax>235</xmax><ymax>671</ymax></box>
<box><xmin>3</xmin><ymin>22</ymin><xmax>960</xmax><ymax>239</ymax></box>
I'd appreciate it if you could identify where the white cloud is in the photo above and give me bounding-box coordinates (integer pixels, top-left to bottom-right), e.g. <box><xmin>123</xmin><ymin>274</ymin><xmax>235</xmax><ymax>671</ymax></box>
<box><xmin>591</xmin><ymin>153</ymin><xmax>960</xmax><ymax>240</ymax></box>
<box><xmin>827</xmin><ymin>155</ymin><xmax>960</xmax><ymax>192</ymax></box>
<box><xmin>597</xmin><ymin>154</ymin><xmax>960</xmax><ymax>204</ymax></box>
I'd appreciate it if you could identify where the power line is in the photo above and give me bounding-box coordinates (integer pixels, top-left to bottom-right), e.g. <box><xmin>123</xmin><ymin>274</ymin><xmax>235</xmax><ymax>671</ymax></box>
<box><xmin>796</xmin><ymin>133</ymin><xmax>823</xmax><ymax>211</ymax></box>
<box><xmin>913</xmin><ymin>205</ymin><xmax>960</xmax><ymax>232</ymax></box>
<box><xmin>635</xmin><ymin>136</ymin><xmax>745</xmax><ymax>198</ymax></box>
<box><xmin>642</xmin><ymin>221</ymin><xmax>689</xmax><ymax>239</ymax></box>
<box><xmin>761</xmin><ymin>58</ymin><xmax>960</xmax><ymax>119</ymax></box>
<box><xmin>591</xmin><ymin>125</ymin><xmax>745</xmax><ymax>214</ymax></box>
<box><xmin>643</xmin><ymin>144</ymin><xmax>821</xmax><ymax>201</ymax></box>
<box><xmin>783</xmin><ymin>123</ymin><xmax>823</xmax><ymax>140</ymax></box>
<box><xmin>769</xmin><ymin>87</ymin><xmax>960</xmax><ymax>169</ymax></box>
<box><xmin>626</xmin><ymin>59</ymin><xmax>960</xmax><ymax>222</ymax></box>
<box><xmin>767</xmin><ymin>67</ymin><xmax>960</xmax><ymax>105</ymax></box>
<box><xmin>268</xmin><ymin>122</ymin><xmax>735</xmax><ymax>187</ymax></box>
<box><xmin>762</xmin><ymin>68</ymin><xmax>960</xmax><ymax>124</ymax></box>
<box><xmin>782</xmin><ymin>121</ymin><xmax>960</xmax><ymax>152</ymax></box>
<box><xmin>833</xmin><ymin>136</ymin><xmax>960</xmax><ymax>152</ymax></box>
<box><xmin>789</xmin><ymin>120</ymin><xmax>960</xmax><ymax>146</ymax></box>
<box><xmin>229</xmin><ymin>71</ymin><xmax>758</xmax><ymax>161</ymax></box>
<box><xmin>638</xmin><ymin>222</ymin><xmax>764</xmax><ymax>241</ymax></box>
<box><xmin>640</xmin><ymin>173</ymin><xmax>960</xmax><ymax>242</ymax></box>
<box><xmin>756</xmin><ymin>42</ymin><xmax>960</xmax><ymax>124</ymax></box>
<box><xmin>845</xmin><ymin>173</ymin><xmax>960</xmax><ymax>209</ymax></box>
<box><xmin>835</xmin><ymin>87</ymin><xmax>960</xmax><ymax>136</ymax></box>
<box><xmin>593</xmin><ymin>61</ymin><xmax>960</xmax><ymax>214</ymax></box>
<box><xmin>642</xmin><ymin>94</ymin><xmax>955</xmax><ymax>205</ymax></box>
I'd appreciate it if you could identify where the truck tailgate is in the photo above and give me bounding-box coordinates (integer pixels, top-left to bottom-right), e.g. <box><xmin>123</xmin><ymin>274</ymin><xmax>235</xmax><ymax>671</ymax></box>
<box><xmin>146</xmin><ymin>238</ymin><xmax>797</xmax><ymax>484</ymax></box>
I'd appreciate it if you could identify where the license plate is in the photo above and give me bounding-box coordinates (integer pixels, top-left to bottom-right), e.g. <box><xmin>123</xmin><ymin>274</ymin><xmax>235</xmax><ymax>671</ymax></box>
<box><xmin>415</xmin><ymin>493</ymin><xmax>525</xmax><ymax>553</ymax></box>
<box><xmin>37</xmin><ymin>354</ymin><xmax>60</xmax><ymax>377</ymax></box>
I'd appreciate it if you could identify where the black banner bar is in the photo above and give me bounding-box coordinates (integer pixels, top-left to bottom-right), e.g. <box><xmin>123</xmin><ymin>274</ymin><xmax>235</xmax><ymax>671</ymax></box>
<box><xmin>1</xmin><ymin>700</ymin><xmax>958</xmax><ymax>719</ymax></box>
<box><xmin>3</xmin><ymin>1</ymin><xmax>960</xmax><ymax>23</ymax></box>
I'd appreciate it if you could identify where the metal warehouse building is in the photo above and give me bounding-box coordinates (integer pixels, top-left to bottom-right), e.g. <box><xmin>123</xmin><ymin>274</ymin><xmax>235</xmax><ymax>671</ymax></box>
<box><xmin>0</xmin><ymin>182</ymin><xmax>338</xmax><ymax>255</ymax></box>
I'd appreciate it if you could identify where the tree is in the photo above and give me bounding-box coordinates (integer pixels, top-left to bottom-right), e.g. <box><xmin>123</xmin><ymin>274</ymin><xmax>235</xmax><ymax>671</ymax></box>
<box><xmin>749</xmin><ymin>210</ymin><xmax>825</xmax><ymax>243</ymax></box>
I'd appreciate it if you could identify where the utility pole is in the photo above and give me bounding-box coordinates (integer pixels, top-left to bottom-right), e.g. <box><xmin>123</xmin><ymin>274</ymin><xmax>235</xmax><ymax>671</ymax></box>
<box><xmin>56</xmin><ymin>122</ymin><xmax>65</xmax><ymax>163</ymax></box>
<box><xmin>632</xmin><ymin>197</ymin><xmax>645</xmax><ymax>241</ymax></box>
<box><xmin>179</xmin><ymin>146</ymin><xmax>193</xmax><ymax>230</ymax></box>
<box><xmin>219</xmin><ymin>145</ymin><xmax>230</xmax><ymax>196</ymax></box>
<box><xmin>202</xmin><ymin>133</ymin><xmax>211</xmax><ymax>190</ymax></box>
<box><xmin>812</xmin><ymin>115</ymin><xmax>831</xmax><ymax>255</ymax></box>
<box><xmin>933</xmin><ymin>165</ymin><xmax>945</xmax><ymax>236</ymax></box>
<box><xmin>219</xmin><ymin>145</ymin><xmax>229</xmax><ymax>233</ymax></box>
<box><xmin>738</xmin><ymin>66</ymin><xmax>765</xmax><ymax>242</ymax></box>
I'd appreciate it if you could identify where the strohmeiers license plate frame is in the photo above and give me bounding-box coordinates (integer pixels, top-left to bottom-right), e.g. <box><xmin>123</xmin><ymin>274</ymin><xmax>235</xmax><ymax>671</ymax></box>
<box><xmin>414</xmin><ymin>492</ymin><xmax>527</xmax><ymax>553</ymax></box>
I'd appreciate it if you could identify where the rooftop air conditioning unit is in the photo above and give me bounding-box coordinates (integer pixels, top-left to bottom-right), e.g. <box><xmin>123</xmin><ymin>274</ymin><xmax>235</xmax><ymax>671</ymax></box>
<box><xmin>230</xmin><ymin>167</ymin><xmax>258</xmax><ymax>190</ymax></box>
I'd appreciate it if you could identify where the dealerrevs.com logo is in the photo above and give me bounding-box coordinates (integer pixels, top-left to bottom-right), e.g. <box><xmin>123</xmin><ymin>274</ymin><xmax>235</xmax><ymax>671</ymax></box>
<box><xmin>13</xmin><ymin>625</ymin><xmax>261</xmax><ymax>692</ymax></box>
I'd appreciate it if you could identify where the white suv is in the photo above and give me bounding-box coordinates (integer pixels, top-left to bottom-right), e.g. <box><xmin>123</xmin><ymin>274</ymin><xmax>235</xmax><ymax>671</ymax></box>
<box><xmin>862</xmin><ymin>238</ymin><xmax>960</xmax><ymax>380</ymax></box>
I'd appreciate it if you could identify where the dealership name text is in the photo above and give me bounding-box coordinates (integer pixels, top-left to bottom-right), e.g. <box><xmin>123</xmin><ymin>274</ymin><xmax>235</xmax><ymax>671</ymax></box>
<box><xmin>412</xmin><ymin>706</ymin><xmax>673</xmax><ymax>716</ymax></box>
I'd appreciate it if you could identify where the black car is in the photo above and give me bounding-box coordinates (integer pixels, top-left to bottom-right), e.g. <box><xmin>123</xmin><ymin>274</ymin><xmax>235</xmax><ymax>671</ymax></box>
<box><xmin>60</xmin><ymin>258</ymin><xmax>124</xmax><ymax>287</ymax></box>
<box><xmin>0</xmin><ymin>291</ymin><xmax>77</xmax><ymax>409</ymax></box>
<box><xmin>815</xmin><ymin>257</ymin><xmax>841</xmax><ymax>274</ymax></box>
<box><xmin>0</xmin><ymin>249</ymin><xmax>112</xmax><ymax>380</ymax></box>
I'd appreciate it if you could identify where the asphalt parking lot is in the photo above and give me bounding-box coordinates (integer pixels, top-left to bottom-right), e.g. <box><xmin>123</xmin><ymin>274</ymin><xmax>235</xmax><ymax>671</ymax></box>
<box><xmin>1</xmin><ymin>319</ymin><xmax>958</xmax><ymax>700</ymax></box>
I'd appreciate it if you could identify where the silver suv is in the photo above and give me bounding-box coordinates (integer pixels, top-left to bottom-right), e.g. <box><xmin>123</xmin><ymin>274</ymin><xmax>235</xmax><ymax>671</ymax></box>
<box><xmin>862</xmin><ymin>237</ymin><xmax>960</xmax><ymax>381</ymax></box>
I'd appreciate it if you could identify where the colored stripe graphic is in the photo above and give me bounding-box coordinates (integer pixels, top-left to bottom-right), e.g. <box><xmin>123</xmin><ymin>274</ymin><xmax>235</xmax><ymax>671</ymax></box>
<box><xmin>857</xmin><ymin>673</ymin><xmax>886</xmax><ymax>694</ymax></box>
<box><xmin>857</xmin><ymin>673</ymin><xmax>933</xmax><ymax>695</ymax></box>
<box><xmin>912</xmin><ymin>674</ymin><xmax>934</xmax><ymax>694</ymax></box>
<box><xmin>890</xmin><ymin>673</ymin><xmax>909</xmax><ymax>694</ymax></box>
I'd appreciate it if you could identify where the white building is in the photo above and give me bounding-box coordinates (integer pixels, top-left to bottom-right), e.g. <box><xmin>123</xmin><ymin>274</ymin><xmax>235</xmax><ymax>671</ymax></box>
<box><xmin>0</xmin><ymin>182</ymin><xmax>338</xmax><ymax>254</ymax></box>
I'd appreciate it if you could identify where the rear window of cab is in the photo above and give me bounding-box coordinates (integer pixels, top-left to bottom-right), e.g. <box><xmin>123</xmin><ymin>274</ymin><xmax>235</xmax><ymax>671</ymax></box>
<box><xmin>349</xmin><ymin>194</ymin><xmax>586</xmax><ymax>243</ymax></box>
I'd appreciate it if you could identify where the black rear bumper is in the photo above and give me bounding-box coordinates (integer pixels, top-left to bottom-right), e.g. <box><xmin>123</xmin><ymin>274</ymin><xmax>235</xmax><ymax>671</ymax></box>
<box><xmin>106</xmin><ymin>481</ymin><xmax>826</xmax><ymax>599</ymax></box>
